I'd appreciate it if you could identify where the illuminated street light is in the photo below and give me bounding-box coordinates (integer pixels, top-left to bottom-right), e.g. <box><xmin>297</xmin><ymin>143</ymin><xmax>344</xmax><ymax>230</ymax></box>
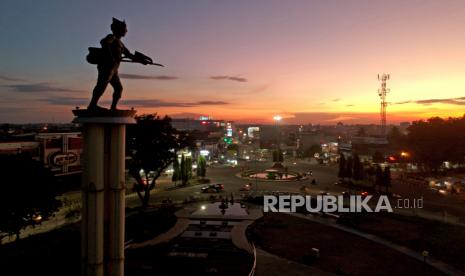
<box><xmin>273</xmin><ymin>115</ymin><xmax>282</xmax><ymax>121</ymax></box>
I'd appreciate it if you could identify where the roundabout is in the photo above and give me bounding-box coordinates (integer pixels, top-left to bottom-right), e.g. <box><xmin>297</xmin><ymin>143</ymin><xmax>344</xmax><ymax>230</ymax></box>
<box><xmin>238</xmin><ymin>162</ymin><xmax>306</xmax><ymax>182</ymax></box>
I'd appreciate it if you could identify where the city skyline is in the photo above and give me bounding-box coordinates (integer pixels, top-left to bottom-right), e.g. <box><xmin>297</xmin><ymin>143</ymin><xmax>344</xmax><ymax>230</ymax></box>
<box><xmin>2</xmin><ymin>0</ymin><xmax>465</xmax><ymax>124</ymax></box>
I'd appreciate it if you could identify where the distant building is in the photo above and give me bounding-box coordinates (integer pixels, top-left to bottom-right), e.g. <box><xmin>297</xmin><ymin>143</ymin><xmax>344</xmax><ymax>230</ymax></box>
<box><xmin>351</xmin><ymin>136</ymin><xmax>389</xmax><ymax>157</ymax></box>
<box><xmin>399</xmin><ymin>122</ymin><xmax>411</xmax><ymax>134</ymax></box>
<box><xmin>0</xmin><ymin>141</ymin><xmax>40</xmax><ymax>156</ymax></box>
<box><xmin>299</xmin><ymin>131</ymin><xmax>332</xmax><ymax>151</ymax></box>
<box><xmin>0</xmin><ymin>132</ymin><xmax>82</xmax><ymax>176</ymax></box>
<box><xmin>247</xmin><ymin>127</ymin><xmax>260</xmax><ymax>139</ymax></box>
<box><xmin>171</xmin><ymin>118</ymin><xmax>235</xmax><ymax>137</ymax></box>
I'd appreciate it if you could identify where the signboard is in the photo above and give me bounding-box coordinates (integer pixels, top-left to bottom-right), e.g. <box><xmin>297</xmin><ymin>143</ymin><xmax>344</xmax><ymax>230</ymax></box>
<box><xmin>49</xmin><ymin>151</ymin><xmax>79</xmax><ymax>166</ymax></box>
<box><xmin>37</xmin><ymin>133</ymin><xmax>82</xmax><ymax>176</ymax></box>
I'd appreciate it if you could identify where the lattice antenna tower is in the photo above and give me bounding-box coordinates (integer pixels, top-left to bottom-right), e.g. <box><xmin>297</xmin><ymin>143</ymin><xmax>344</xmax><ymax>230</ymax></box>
<box><xmin>377</xmin><ymin>73</ymin><xmax>390</xmax><ymax>136</ymax></box>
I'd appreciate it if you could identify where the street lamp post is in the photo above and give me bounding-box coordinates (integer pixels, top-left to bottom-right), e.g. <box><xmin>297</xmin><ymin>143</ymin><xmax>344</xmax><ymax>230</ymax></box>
<box><xmin>422</xmin><ymin>250</ymin><xmax>429</xmax><ymax>275</ymax></box>
<box><xmin>273</xmin><ymin>115</ymin><xmax>282</xmax><ymax>163</ymax></box>
<box><xmin>255</xmin><ymin>156</ymin><xmax>259</xmax><ymax>193</ymax></box>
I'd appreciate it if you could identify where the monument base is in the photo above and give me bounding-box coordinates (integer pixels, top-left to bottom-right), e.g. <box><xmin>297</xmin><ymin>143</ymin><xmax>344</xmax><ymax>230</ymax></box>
<box><xmin>74</xmin><ymin>109</ymin><xmax>136</xmax><ymax>276</ymax></box>
<box><xmin>72</xmin><ymin>108</ymin><xmax>137</xmax><ymax>125</ymax></box>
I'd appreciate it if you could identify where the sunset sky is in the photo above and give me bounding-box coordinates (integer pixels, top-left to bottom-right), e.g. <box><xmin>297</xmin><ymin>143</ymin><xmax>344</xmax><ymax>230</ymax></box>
<box><xmin>1</xmin><ymin>0</ymin><xmax>465</xmax><ymax>124</ymax></box>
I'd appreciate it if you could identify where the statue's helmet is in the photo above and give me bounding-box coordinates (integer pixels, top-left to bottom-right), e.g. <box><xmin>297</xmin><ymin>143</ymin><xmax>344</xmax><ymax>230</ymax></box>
<box><xmin>111</xmin><ymin>17</ymin><xmax>127</xmax><ymax>33</ymax></box>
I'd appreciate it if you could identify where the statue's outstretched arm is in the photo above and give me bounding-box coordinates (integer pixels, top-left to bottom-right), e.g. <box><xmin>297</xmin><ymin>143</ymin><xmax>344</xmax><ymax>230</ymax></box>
<box><xmin>123</xmin><ymin>45</ymin><xmax>134</xmax><ymax>60</ymax></box>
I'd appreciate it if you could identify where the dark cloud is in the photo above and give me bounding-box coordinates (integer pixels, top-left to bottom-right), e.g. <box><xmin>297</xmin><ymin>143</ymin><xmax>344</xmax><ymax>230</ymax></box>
<box><xmin>333</xmin><ymin>99</ymin><xmax>340</xmax><ymax>102</ymax></box>
<box><xmin>3</xmin><ymin>83</ymin><xmax>82</xmax><ymax>93</ymax></box>
<box><xmin>395</xmin><ymin>100</ymin><xmax>412</xmax><ymax>105</ymax></box>
<box><xmin>346</xmin><ymin>104</ymin><xmax>354</xmax><ymax>107</ymax></box>
<box><xmin>41</xmin><ymin>97</ymin><xmax>230</xmax><ymax>108</ymax></box>
<box><xmin>286</xmin><ymin>111</ymin><xmax>425</xmax><ymax>125</ymax></box>
<box><xmin>119</xmin><ymin>74</ymin><xmax>178</xmax><ymax>80</ymax></box>
<box><xmin>195</xmin><ymin>101</ymin><xmax>229</xmax><ymax>105</ymax></box>
<box><xmin>417</xmin><ymin>98</ymin><xmax>465</xmax><ymax>105</ymax></box>
<box><xmin>0</xmin><ymin>75</ymin><xmax>26</xmax><ymax>82</ymax></box>
<box><xmin>394</xmin><ymin>97</ymin><xmax>465</xmax><ymax>106</ymax></box>
<box><xmin>120</xmin><ymin>99</ymin><xmax>229</xmax><ymax>107</ymax></box>
<box><xmin>210</xmin><ymin>76</ymin><xmax>247</xmax><ymax>82</ymax></box>
<box><xmin>167</xmin><ymin>112</ymin><xmax>204</xmax><ymax>119</ymax></box>
<box><xmin>40</xmin><ymin>97</ymin><xmax>87</xmax><ymax>105</ymax></box>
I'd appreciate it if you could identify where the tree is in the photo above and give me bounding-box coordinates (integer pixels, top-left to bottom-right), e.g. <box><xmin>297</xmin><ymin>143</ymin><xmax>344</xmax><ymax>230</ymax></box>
<box><xmin>273</xmin><ymin>149</ymin><xmax>284</xmax><ymax>163</ymax></box>
<box><xmin>196</xmin><ymin>155</ymin><xmax>202</xmax><ymax>178</ymax></box>
<box><xmin>338</xmin><ymin>153</ymin><xmax>346</xmax><ymax>179</ymax></box>
<box><xmin>197</xmin><ymin>155</ymin><xmax>207</xmax><ymax>178</ymax></box>
<box><xmin>201</xmin><ymin>156</ymin><xmax>207</xmax><ymax>178</ymax></box>
<box><xmin>372</xmin><ymin>151</ymin><xmax>385</xmax><ymax>163</ymax></box>
<box><xmin>0</xmin><ymin>154</ymin><xmax>61</xmax><ymax>242</ymax></box>
<box><xmin>127</xmin><ymin>114</ymin><xmax>194</xmax><ymax>208</ymax></box>
<box><xmin>346</xmin><ymin>156</ymin><xmax>353</xmax><ymax>179</ymax></box>
<box><xmin>375</xmin><ymin>165</ymin><xmax>383</xmax><ymax>191</ymax></box>
<box><xmin>180</xmin><ymin>154</ymin><xmax>187</xmax><ymax>186</ymax></box>
<box><xmin>227</xmin><ymin>144</ymin><xmax>239</xmax><ymax>157</ymax></box>
<box><xmin>352</xmin><ymin>154</ymin><xmax>364</xmax><ymax>181</ymax></box>
<box><xmin>383</xmin><ymin>166</ymin><xmax>392</xmax><ymax>194</ymax></box>
<box><xmin>304</xmin><ymin>144</ymin><xmax>322</xmax><ymax>158</ymax></box>
<box><xmin>365</xmin><ymin>166</ymin><xmax>376</xmax><ymax>188</ymax></box>
<box><xmin>387</xmin><ymin>126</ymin><xmax>407</xmax><ymax>151</ymax></box>
<box><xmin>357</xmin><ymin>127</ymin><xmax>367</xmax><ymax>136</ymax></box>
<box><xmin>172</xmin><ymin>155</ymin><xmax>180</xmax><ymax>185</ymax></box>
<box><xmin>407</xmin><ymin>116</ymin><xmax>465</xmax><ymax>172</ymax></box>
<box><xmin>186</xmin><ymin>156</ymin><xmax>193</xmax><ymax>180</ymax></box>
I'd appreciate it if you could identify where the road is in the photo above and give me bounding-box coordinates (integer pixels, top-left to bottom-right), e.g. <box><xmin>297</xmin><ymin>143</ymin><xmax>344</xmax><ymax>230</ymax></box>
<box><xmin>4</xmin><ymin>159</ymin><xmax>465</xmax><ymax>244</ymax></box>
<box><xmin>143</xmin><ymin>160</ymin><xmax>342</xmax><ymax>204</ymax></box>
<box><xmin>145</xmin><ymin>159</ymin><xmax>465</xmax><ymax>222</ymax></box>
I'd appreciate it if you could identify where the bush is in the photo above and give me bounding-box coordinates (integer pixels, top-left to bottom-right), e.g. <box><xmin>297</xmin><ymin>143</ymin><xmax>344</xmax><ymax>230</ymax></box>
<box><xmin>197</xmin><ymin>178</ymin><xmax>211</xmax><ymax>184</ymax></box>
<box><xmin>267</xmin><ymin>172</ymin><xmax>277</xmax><ymax>180</ymax></box>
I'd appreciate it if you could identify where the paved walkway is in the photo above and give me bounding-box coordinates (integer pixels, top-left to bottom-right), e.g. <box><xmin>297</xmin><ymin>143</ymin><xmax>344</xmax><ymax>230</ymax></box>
<box><xmin>129</xmin><ymin>218</ymin><xmax>190</xmax><ymax>249</ymax></box>
<box><xmin>288</xmin><ymin>212</ymin><xmax>464</xmax><ymax>275</ymax></box>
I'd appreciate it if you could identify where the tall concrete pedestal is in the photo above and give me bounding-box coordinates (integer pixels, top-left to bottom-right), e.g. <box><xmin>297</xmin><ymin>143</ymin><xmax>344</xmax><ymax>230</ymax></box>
<box><xmin>73</xmin><ymin>109</ymin><xmax>136</xmax><ymax>276</ymax></box>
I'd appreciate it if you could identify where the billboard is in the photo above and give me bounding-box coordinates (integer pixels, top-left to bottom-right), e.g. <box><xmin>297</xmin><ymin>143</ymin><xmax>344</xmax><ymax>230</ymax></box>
<box><xmin>37</xmin><ymin>133</ymin><xmax>82</xmax><ymax>176</ymax></box>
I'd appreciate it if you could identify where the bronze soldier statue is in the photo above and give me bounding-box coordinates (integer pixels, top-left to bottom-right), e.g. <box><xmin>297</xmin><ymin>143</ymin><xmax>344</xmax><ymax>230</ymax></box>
<box><xmin>86</xmin><ymin>18</ymin><xmax>163</xmax><ymax>111</ymax></box>
<box><xmin>88</xmin><ymin>18</ymin><xmax>133</xmax><ymax>111</ymax></box>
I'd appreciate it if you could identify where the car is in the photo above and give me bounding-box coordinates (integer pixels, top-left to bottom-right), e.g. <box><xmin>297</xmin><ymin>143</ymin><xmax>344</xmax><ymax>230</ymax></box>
<box><xmin>201</xmin><ymin>183</ymin><xmax>224</xmax><ymax>193</ymax></box>
<box><xmin>240</xmin><ymin>183</ymin><xmax>252</xmax><ymax>191</ymax></box>
<box><xmin>360</xmin><ymin>191</ymin><xmax>369</xmax><ymax>197</ymax></box>
<box><xmin>341</xmin><ymin>191</ymin><xmax>351</xmax><ymax>198</ymax></box>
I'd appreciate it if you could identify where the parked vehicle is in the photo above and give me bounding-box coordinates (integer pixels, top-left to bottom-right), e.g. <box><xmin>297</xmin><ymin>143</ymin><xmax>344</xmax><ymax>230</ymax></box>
<box><xmin>201</xmin><ymin>183</ymin><xmax>225</xmax><ymax>193</ymax></box>
<box><xmin>240</xmin><ymin>183</ymin><xmax>252</xmax><ymax>191</ymax></box>
<box><xmin>360</xmin><ymin>191</ymin><xmax>370</xmax><ymax>198</ymax></box>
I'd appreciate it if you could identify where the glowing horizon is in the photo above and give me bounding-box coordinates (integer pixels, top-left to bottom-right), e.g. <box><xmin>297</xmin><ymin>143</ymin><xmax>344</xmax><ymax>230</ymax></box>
<box><xmin>1</xmin><ymin>0</ymin><xmax>465</xmax><ymax>124</ymax></box>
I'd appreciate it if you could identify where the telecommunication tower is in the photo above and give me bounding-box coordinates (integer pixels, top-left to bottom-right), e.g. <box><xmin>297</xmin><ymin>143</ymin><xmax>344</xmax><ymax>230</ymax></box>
<box><xmin>377</xmin><ymin>73</ymin><xmax>390</xmax><ymax>136</ymax></box>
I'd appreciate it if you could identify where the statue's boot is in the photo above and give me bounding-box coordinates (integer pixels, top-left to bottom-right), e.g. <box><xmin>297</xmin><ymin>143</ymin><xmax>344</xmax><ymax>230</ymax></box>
<box><xmin>110</xmin><ymin>100</ymin><xmax>120</xmax><ymax>111</ymax></box>
<box><xmin>87</xmin><ymin>104</ymin><xmax>107</xmax><ymax>111</ymax></box>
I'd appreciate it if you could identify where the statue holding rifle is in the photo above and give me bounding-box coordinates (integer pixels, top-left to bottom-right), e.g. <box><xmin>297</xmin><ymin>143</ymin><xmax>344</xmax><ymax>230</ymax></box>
<box><xmin>86</xmin><ymin>18</ymin><xmax>163</xmax><ymax>111</ymax></box>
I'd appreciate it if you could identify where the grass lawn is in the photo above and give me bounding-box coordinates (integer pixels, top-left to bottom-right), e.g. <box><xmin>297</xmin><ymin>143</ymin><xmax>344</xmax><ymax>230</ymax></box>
<box><xmin>338</xmin><ymin>212</ymin><xmax>465</xmax><ymax>272</ymax></box>
<box><xmin>249</xmin><ymin>213</ymin><xmax>443</xmax><ymax>275</ymax></box>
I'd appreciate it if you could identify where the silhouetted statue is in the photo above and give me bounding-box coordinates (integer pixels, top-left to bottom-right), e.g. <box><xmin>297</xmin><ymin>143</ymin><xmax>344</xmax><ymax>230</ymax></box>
<box><xmin>86</xmin><ymin>18</ymin><xmax>163</xmax><ymax>111</ymax></box>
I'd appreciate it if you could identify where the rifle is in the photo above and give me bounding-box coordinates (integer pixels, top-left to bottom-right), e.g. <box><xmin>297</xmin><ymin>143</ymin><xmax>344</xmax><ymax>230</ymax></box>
<box><xmin>122</xmin><ymin>51</ymin><xmax>164</xmax><ymax>67</ymax></box>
